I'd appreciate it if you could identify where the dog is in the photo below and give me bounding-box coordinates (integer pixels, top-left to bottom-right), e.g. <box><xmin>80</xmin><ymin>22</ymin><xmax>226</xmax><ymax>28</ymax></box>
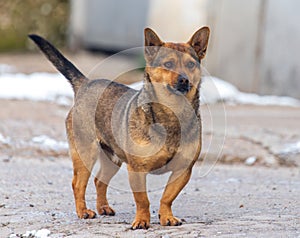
<box><xmin>29</xmin><ymin>26</ymin><xmax>210</xmax><ymax>229</ymax></box>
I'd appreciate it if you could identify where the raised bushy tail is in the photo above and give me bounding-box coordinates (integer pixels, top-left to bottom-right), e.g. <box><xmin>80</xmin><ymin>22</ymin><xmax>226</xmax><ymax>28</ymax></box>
<box><xmin>29</xmin><ymin>34</ymin><xmax>87</xmax><ymax>95</ymax></box>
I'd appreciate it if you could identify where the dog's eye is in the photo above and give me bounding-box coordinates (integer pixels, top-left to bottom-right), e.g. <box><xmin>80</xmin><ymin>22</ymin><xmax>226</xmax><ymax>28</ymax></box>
<box><xmin>187</xmin><ymin>61</ymin><xmax>195</xmax><ymax>69</ymax></box>
<box><xmin>163</xmin><ymin>61</ymin><xmax>174</xmax><ymax>69</ymax></box>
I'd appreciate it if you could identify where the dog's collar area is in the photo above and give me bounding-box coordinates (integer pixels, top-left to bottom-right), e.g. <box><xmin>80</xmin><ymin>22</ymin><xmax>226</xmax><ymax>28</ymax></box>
<box><xmin>144</xmin><ymin>72</ymin><xmax>152</xmax><ymax>83</ymax></box>
<box><xmin>141</xmin><ymin>105</ymin><xmax>149</xmax><ymax>113</ymax></box>
<box><xmin>141</xmin><ymin>103</ymin><xmax>156</xmax><ymax>124</ymax></box>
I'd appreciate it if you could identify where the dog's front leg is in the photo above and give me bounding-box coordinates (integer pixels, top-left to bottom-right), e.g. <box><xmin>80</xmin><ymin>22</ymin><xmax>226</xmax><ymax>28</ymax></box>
<box><xmin>128</xmin><ymin>165</ymin><xmax>150</xmax><ymax>229</ymax></box>
<box><xmin>159</xmin><ymin>168</ymin><xmax>192</xmax><ymax>226</ymax></box>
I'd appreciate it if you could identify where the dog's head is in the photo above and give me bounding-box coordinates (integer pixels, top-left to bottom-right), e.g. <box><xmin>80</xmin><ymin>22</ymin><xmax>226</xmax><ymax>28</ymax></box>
<box><xmin>144</xmin><ymin>27</ymin><xmax>210</xmax><ymax>97</ymax></box>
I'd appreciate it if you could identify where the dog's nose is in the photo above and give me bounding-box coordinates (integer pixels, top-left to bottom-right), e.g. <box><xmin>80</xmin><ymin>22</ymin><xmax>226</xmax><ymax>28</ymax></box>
<box><xmin>176</xmin><ymin>74</ymin><xmax>190</xmax><ymax>93</ymax></box>
<box><xmin>178</xmin><ymin>74</ymin><xmax>189</xmax><ymax>85</ymax></box>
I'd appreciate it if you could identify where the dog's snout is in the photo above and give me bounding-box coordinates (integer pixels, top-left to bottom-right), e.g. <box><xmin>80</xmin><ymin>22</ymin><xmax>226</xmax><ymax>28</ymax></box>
<box><xmin>176</xmin><ymin>74</ymin><xmax>190</xmax><ymax>94</ymax></box>
<box><xmin>178</xmin><ymin>75</ymin><xmax>189</xmax><ymax>85</ymax></box>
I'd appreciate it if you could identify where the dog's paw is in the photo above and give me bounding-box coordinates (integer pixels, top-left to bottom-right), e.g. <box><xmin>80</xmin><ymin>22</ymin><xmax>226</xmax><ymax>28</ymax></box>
<box><xmin>97</xmin><ymin>205</ymin><xmax>115</xmax><ymax>216</ymax></box>
<box><xmin>131</xmin><ymin>218</ymin><xmax>150</xmax><ymax>230</ymax></box>
<box><xmin>77</xmin><ymin>209</ymin><xmax>96</xmax><ymax>219</ymax></box>
<box><xmin>159</xmin><ymin>214</ymin><xmax>182</xmax><ymax>226</ymax></box>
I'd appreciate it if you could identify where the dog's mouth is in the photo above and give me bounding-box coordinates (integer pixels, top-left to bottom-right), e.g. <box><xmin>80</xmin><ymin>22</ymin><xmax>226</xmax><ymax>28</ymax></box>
<box><xmin>166</xmin><ymin>83</ymin><xmax>191</xmax><ymax>95</ymax></box>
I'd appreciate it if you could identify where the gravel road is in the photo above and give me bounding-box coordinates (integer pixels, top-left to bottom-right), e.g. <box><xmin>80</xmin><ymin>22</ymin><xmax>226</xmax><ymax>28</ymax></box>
<box><xmin>0</xmin><ymin>99</ymin><xmax>299</xmax><ymax>237</ymax></box>
<box><xmin>1</xmin><ymin>157</ymin><xmax>299</xmax><ymax>238</ymax></box>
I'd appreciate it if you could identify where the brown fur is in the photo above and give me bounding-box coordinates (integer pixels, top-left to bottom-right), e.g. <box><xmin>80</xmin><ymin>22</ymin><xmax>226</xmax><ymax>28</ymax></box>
<box><xmin>29</xmin><ymin>26</ymin><xmax>210</xmax><ymax>229</ymax></box>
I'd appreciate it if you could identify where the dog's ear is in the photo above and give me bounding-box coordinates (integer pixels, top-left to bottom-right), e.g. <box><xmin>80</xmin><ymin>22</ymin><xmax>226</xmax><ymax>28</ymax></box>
<box><xmin>144</xmin><ymin>28</ymin><xmax>163</xmax><ymax>63</ymax></box>
<box><xmin>188</xmin><ymin>27</ymin><xmax>210</xmax><ymax>60</ymax></box>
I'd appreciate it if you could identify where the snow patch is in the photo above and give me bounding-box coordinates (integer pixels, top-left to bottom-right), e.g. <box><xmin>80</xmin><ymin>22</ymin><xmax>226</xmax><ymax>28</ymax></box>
<box><xmin>201</xmin><ymin>77</ymin><xmax>300</xmax><ymax>107</ymax></box>
<box><xmin>9</xmin><ymin>229</ymin><xmax>50</xmax><ymax>238</ymax></box>
<box><xmin>0</xmin><ymin>64</ymin><xmax>15</xmax><ymax>74</ymax></box>
<box><xmin>0</xmin><ymin>73</ymin><xmax>73</xmax><ymax>105</ymax></box>
<box><xmin>280</xmin><ymin>141</ymin><xmax>300</xmax><ymax>155</ymax></box>
<box><xmin>129</xmin><ymin>81</ymin><xmax>143</xmax><ymax>90</ymax></box>
<box><xmin>201</xmin><ymin>77</ymin><xmax>239</xmax><ymax>104</ymax></box>
<box><xmin>0</xmin><ymin>133</ymin><xmax>11</xmax><ymax>145</ymax></box>
<box><xmin>32</xmin><ymin>135</ymin><xmax>68</xmax><ymax>152</ymax></box>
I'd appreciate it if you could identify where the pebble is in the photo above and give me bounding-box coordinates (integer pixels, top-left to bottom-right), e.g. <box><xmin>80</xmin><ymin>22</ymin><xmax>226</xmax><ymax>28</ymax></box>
<box><xmin>245</xmin><ymin>156</ymin><xmax>257</xmax><ymax>166</ymax></box>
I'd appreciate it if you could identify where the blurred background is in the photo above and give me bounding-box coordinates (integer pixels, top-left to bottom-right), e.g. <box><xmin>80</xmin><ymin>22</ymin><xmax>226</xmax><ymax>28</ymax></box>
<box><xmin>0</xmin><ymin>0</ymin><xmax>299</xmax><ymax>98</ymax></box>
<box><xmin>0</xmin><ymin>0</ymin><xmax>69</xmax><ymax>50</ymax></box>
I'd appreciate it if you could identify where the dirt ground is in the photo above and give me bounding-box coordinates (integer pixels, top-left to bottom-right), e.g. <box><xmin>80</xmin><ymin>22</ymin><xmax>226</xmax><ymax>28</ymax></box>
<box><xmin>0</xmin><ymin>52</ymin><xmax>300</xmax><ymax>237</ymax></box>
<box><xmin>0</xmin><ymin>156</ymin><xmax>299</xmax><ymax>238</ymax></box>
<box><xmin>0</xmin><ymin>99</ymin><xmax>299</xmax><ymax>238</ymax></box>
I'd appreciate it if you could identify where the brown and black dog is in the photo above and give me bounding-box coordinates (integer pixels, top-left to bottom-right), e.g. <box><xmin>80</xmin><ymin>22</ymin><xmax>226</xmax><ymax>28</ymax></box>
<box><xmin>29</xmin><ymin>26</ymin><xmax>210</xmax><ymax>229</ymax></box>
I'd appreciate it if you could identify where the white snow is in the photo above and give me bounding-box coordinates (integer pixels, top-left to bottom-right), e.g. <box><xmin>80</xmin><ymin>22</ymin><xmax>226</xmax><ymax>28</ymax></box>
<box><xmin>202</xmin><ymin>77</ymin><xmax>300</xmax><ymax>107</ymax></box>
<box><xmin>32</xmin><ymin>135</ymin><xmax>69</xmax><ymax>152</ymax></box>
<box><xmin>280</xmin><ymin>141</ymin><xmax>300</xmax><ymax>155</ymax></box>
<box><xmin>35</xmin><ymin>229</ymin><xmax>51</xmax><ymax>238</ymax></box>
<box><xmin>0</xmin><ymin>133</ymin><xmax>68</xmax><ymax>155</ymax></box>
<box><xmin>0</xmin><ymin>72</ymin><xmax>73</xmax><ymax>105</ymax></box>
<box><xmin>9</xmin><ymin>229</ymin><xmax>50</xmax><ymax>238</ymax></box>
<box><xmin>129</xmin><ymin>81</ymin><xmax>144</xmax><ymax>90</ymax></box>
<box><xmin>0</xmin><ymin>64</ymin><xmax>15</xmax><ymax>74</ymax></box>
<box><xmin>0</xmin><ymin>133</ymin><xmax>11</xmax><ymax>145</ymax></box>
<box><xmin>0</xmin><ymin>72</ymin><xmax>299</xmax><ymax>107</ymax></box>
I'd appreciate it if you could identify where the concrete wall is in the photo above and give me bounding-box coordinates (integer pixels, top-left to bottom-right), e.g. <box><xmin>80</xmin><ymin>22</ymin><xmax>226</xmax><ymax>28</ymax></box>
<box><xmin>260</xmin><ymin>0</ymin><xmax>300</xmax><ymax>97</ymax></box>
<box><xmin>147</xmin><ymin>0</ymin><xmax>208</xmax><ymax>42</ymax></box>
<box><xmin>206</xmin><ymin>0</ymin><xmax>300</xmax><ymax>98</ymax></box>
<box><xmin>205</xmin><ymin>0</ymin><xmax>262</xmax><ymax>93</ymax></box>
<box><xmin>70</xmin><ymin>0</ymin><xmax>149</xmax><ymax>50</ymax></box>
<box><xmin>70</xmin><ymin>0</ymin><xmax>300</xmax><ymax>98</ymax></box>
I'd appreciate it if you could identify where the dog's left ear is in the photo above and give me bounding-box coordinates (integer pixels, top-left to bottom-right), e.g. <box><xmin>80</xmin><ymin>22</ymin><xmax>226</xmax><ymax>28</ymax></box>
<box><xmin>188</xmin><ymin>27</ymin><xmax>210</xmax><ymax>60</ymax></box>
<box><xmin>144</xmin><ymin>28</ymin><xmax>163</xmax><ymax>63</ymax></box>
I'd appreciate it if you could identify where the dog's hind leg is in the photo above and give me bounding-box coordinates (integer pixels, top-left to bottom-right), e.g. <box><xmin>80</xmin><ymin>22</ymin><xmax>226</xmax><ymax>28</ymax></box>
<box><xmin>71</xmin><ymin>148</ymin><xmax>97</xmax><ymax>219</ymax></box>
<box><xmin>66</xmin><ymin>113</ymin><xmax>97</xmax><ymax>219</ymax></box>
<box><xmin>94</xmin><ymin>152</ymin><xmax>121</xmax><ymax>216</ymax></box>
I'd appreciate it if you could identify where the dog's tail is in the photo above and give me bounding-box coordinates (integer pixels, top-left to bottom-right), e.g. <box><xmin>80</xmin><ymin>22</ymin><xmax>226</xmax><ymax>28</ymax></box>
<box><xmin>28</xmin><ymin>34</ymin><xmax>87</xmax><ymax>95</ymax></box>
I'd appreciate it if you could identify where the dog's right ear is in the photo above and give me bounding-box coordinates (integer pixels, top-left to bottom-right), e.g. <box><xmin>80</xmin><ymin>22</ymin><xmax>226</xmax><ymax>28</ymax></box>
<box><xmin>144</xmin><ymin>28</ymin><xmax>163</xmax><ymax>63</ymax></box>
<box><xmin>188</xmin><ymin>27</ymin><xmax>210</xmax><ymax>60</ymax></box>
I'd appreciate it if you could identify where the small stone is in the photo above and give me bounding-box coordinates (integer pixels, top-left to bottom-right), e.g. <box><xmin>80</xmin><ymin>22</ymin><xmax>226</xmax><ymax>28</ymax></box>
<box><xmin>245</xmin><ymin>156</ymin><xmax>257</xmax><ymax>166</ymax></box>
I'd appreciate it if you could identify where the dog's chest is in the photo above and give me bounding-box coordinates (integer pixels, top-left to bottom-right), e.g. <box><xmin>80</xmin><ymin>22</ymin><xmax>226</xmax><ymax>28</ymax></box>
<box><xmin>126</xmin><ymin>111</ymin><xmax>201</xmax><ymax>172</ymax></box>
